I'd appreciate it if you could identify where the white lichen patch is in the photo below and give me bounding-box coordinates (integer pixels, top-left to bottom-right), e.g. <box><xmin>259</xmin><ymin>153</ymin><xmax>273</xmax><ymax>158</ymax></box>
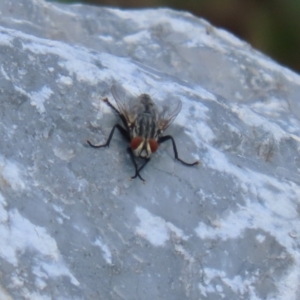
<box><xmin>0</xmin><ymin>285</ymin><xmax>13</xmax><ymax>300</ymax></box>
<box><xmin>0</xmin><ymin>156</ymin><xmax>25</xmax><ymax>190</ymax></box>
<box><xmin>93</xmin><ymin>237</ymin><xmax>112</xmax><ymax>265</ymax></box>
<box><xmin>53</xmin><ymin>147</ymin><xmax>75</xmax><ymax>161</ymax></box>
<box><xmin>135</xmin><ymin>206</ymin><xmax>189</xmax><ymax>246</ymax></box>
<box><xmin>0</xmin><ymin>209</ymin><xmax>79</xmax><ymax>287</ymax></box>
<box><xmin>56</xmin><ymin>75</ymin><xmax>73</xmax><ymax>86</ymax></box>
<box><xmin>29</xmin><ymin>86</ymin><xmax>53</xmax><ymax>114</ymax></box>
<box><xmin>0</xmin><ymin>193</ymin><xmax>8</xmax><ymax>222</ymax></box>
<box><xmin>135</xmin><ymin>207</ymin><xmax>169</xmax><ymax>246</ymax></box>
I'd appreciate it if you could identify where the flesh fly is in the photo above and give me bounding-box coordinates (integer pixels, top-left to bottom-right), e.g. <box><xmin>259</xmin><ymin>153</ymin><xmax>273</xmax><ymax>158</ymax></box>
<box><xmin>87</xmin><ymin>84</ymin><xmax>199</xmax><ymax>182</ymax></box>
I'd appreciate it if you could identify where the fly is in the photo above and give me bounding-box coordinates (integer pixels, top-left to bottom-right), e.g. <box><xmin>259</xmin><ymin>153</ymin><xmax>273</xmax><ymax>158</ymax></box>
<box><xmin>87</xmin><ymin>84</ymin><xmax>199</xmax><ymax>182</ymax></box>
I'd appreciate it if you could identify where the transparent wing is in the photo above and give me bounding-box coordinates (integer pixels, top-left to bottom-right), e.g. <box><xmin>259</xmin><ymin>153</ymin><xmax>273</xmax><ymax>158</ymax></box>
<box><xmin>111</xmin><ymin>83</ymin><xmax>137</xmax><ymax>124</ymax></box>
<box><xmin>158</xmin><ymin>99</ymin><xmax>182</xmax><ymax>131</ymax></box>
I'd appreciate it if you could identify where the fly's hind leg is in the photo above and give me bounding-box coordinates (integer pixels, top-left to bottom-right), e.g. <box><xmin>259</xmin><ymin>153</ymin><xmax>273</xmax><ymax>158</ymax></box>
<box><xmin>102</xmin><ymin>97</ymin><xmax>130</xmax><ymax>131</ymax></box>
<box><xmin>102</xmin><ymin>98</ymin><xmax>119</xmax><ymax>115</ymax></box>
<box><xmin>158</xmin><ymin>135</ymin><xmax>199</xmax><ymax>166</ymax></box>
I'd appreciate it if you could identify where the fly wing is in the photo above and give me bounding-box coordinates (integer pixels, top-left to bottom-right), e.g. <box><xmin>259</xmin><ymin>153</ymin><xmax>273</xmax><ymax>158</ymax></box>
<box><xmin>157</xmin><ymin>98</ymin><xmax>182</xmax><ymax>132</ymax></box>
<box><xmin>111</xmin><ymin>83</ymin><xmax>137</xmax><ymax>125</ymax></box>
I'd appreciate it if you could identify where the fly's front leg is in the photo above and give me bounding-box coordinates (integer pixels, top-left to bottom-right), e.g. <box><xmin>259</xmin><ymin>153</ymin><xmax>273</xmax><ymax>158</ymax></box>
<box><xmin>137</xmin><ymin>158</ymin><xmax>151</xmax><ymax>175</ymax></box>
<box><xmin>87</xmin><ymin>124</ymin><xmax>130</xmax><ymax>148</ymax></box>
<box><xmin>127</xmin><ymin>147</ymin><xmax>147</xmax><ymax>182</ymax></box>
<box><xmin>158</xmin><ymin>135</ymin><xmax>199</xmax><ymax>166</ymax></box>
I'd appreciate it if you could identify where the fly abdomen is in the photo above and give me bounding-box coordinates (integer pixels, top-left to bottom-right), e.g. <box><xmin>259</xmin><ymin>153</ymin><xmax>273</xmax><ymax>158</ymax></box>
<box><xmin>138</xmin><ymin>94</ymin><xmax>156</xmax><ymax>114</ymax></box>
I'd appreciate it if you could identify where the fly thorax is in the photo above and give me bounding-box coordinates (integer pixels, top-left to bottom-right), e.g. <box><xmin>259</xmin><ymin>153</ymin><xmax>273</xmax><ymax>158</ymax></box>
<box><xmin>133</xmin><ymin>113</ymin><xmax>158</xmax><ymax>140</ymax></box>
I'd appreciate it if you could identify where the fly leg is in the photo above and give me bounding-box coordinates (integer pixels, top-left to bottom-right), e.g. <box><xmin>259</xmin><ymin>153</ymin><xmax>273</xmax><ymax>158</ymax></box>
<box><xmin>127</xmin><ymin>147</ymin><xmax>148</xmax><ymax>182</ymax></box>
<box><xmin>158</xmin><ymin>135</ymin><xmax>199</xmax><ymax>166</ymax></box>
<box><xmin>87</xmin><ymin>124</ymin><xmax>130</xmax><ymax>148</ymax></box>
<box><xmin>137</xmin><ymin>158</ymin><xmax>151</xmax><ymax>175</ymax></box>
<box><xmin>103</xmin><ymin>98</ymin><xmax>129</xmax><ymax>131</ymax></box>
<box><xmin>103</xmin><ymin>98</ymin><xmax>119</xmax><ymax>115</ymax></box>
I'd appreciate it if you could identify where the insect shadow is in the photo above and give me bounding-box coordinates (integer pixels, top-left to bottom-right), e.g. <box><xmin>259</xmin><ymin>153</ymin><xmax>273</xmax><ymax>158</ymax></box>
<box><xmin>87</xmin><ymin>84</ymin><xmax>199</xmax><ymax>182</ymax></box>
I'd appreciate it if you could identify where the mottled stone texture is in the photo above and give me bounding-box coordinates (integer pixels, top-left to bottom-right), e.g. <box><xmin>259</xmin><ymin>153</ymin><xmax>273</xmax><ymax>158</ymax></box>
<box><xmin>0</xmin><ymin>0</ymin><xmax>300</xmax><ymax>299</ymax></box>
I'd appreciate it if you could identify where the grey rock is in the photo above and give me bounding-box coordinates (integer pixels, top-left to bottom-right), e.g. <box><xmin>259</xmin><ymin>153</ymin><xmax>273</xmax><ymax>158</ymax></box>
<box><xmin>0</xmin><ymin>0</ymin><xmax>300</xmax><ymax>299</ymax></box>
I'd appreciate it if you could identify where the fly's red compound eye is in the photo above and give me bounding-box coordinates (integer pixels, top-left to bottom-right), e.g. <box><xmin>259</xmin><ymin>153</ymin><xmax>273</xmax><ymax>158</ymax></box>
<box><xmin>148</xmin><ymin>139</ymin><xmax>158</xmax><ymax>153</ymax></box>
<box><xmin>131</xmin><ymin>137</ymin><xmax>143</xmax><ymax>150</ymax></box>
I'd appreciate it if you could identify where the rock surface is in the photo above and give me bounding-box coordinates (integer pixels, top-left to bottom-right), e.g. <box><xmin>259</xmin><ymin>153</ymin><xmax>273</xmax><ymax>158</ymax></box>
<box><xmin>0</xmin><ymin>0</ymin><xmax>300</xmax><ymax>299</ymax></box>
